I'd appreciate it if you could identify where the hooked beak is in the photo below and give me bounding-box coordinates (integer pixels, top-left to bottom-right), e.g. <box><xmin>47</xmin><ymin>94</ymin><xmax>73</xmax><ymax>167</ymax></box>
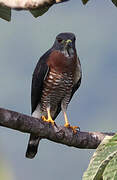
<box><xmin>65</xmin><ymin>39</ymin><xmax>72</xmax><ymax>48</ymax></box>
<box><xmin>64</xmin><ymin>39</ymin><xmax>74</xmax><ymax>57</ymax></box>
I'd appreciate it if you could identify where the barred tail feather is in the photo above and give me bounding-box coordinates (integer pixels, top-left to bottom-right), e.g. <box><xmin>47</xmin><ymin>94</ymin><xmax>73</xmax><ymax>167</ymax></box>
<box><xmin>26</xmin><ymin>134</ymin><xmax>41</xmax><ymax>159</ymax></box>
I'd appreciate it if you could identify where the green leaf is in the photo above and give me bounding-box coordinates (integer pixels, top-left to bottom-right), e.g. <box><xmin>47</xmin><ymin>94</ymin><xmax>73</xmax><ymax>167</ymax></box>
<box><xmin>29</xmin><ymin>6</ymin><xmax>50</xmax><ymax>18</ymax></box>
<box><xmin>82</xmin><ymin>0</ymin><xmax>90</xmax><ymax>5</ymax></box>
<box><xmin>112</xmin><ymin>0</ymin><xmax>117</xmax><ymax>7</ymax></box>
<box><xmin>0</xmin><ymin>5</ymin><xmax>11</xmax><ymax>21</ymax></box>
<box><xmin>103</xmin><ymin>156</ymin><xmax>117</xmax><ymax>180</ymax></box>
<box><xmin>83</xmin><ymin>134</ymin><xmax>117</xmax><ymax>180</ymax></box>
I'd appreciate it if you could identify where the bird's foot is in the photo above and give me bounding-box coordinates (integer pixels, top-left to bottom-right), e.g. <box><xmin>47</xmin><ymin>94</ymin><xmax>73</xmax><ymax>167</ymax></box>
<box><xmin>41</xmin><ymin>116</ymin><xmax>55</xmax><ymax>126</ymax></box>
<box><xmin>64</xmin><ymin>123</ymin><xmax>79</xmax><ymax>134</ymax></box>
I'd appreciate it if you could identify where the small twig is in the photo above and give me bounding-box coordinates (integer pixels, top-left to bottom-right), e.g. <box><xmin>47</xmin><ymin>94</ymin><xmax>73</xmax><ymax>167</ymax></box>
<box><xmin>0</xmin><ymin>107</ymin><xmax>114</xmax><ymax>149</ymax></box>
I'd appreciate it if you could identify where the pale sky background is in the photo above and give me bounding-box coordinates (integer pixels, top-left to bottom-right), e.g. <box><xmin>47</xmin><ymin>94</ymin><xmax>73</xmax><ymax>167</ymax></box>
<box><xmin>0</xmin><ymin>1</ymin><xmax>117</xmax><ymax>180</ymax></box>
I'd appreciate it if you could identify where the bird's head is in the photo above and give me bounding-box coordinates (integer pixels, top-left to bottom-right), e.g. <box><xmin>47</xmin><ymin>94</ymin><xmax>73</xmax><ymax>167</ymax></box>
<box><xmin>53</xmin><ymin>32</ymin><xmax>76</xmax><ymax>58</ymax></box>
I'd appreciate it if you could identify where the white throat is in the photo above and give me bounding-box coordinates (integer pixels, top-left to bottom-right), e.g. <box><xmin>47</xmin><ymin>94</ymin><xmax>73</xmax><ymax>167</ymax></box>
<box><xmin>62</xmin><ymin>48</ymin><xmax>74</xmax><ymax>58</ymax></box>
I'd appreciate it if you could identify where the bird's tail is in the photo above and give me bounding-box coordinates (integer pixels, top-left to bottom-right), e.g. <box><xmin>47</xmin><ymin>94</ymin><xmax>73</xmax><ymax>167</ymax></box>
<box><xmin>25</xmin><ymin>134</ymin><xmax>41</xmax><ymax>159</ymax></box>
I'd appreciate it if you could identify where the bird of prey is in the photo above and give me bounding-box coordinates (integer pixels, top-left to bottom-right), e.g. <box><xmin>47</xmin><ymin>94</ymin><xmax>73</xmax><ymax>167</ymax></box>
<box><xmin>26</xmin><ymin>32</ymin><xmax>82</xmax><ymax>159</ymax></box>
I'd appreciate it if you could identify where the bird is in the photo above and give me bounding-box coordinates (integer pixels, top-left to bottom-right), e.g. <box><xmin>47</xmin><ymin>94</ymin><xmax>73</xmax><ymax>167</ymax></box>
<box><xmin>26</xmin><ymin>32</ymin><xmax>82</xmax><ymax>159</ymax></box>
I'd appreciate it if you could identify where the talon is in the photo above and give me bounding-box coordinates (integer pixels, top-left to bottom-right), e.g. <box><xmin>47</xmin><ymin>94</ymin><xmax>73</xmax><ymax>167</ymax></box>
<box><xmin>64</xmin><ymin>123</ymin><xmax>79</xmax><ymax>134</ymax></box>
<box><xmin>41</xmin><ymin>107</ymin><xmax>55</xmax><ymax>126</ymax></box>
<box><xmin>70</xmin><ymin>126</ymin><xmax>79</xmax><ymax>134</ymax></box>
<box><xmin>41</xmin><ymin>116</ymin><xmax>55</xmax><ymax>126</ymax></box>
<box><xmin>41</xmin><ymin>115</ymin><xmax>47</xmax><ymax>121</ymax></box>
<box><xmin>64</xmin><ymin>123</ymin><xmax>70</xmax><ymax>128</ymax></box>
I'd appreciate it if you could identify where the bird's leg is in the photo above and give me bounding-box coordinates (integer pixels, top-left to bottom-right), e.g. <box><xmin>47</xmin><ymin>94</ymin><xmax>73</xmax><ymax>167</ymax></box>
<box><xmin>63</xmin><ymin>111</ymin><xmax>78</xmax><ymax>134</ymax></box>
<box><xmin>41</xmin><ymin>107</ymin><xmax>55</xmax><ymax>125</ymax></box>
<box><xmin>62</xmin><ymin>105</ymin><xmax>79</xmax><ymax>134</ymax></box>
<box><xmin>63</xmin><ymin>111</ymin><xmax>69</xmax><ymax>127</ymax></box>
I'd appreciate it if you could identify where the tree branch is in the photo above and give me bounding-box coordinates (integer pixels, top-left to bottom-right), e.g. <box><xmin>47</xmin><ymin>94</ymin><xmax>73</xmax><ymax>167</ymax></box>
<box><xmin>0</xmin><ymin>107</ymin><xmax>114</xmax><ymax>149</ymax></box>
<box><xmin>0</xmin><ymin>0</ymin><xmax>68</xmax><ymax>9</ymax></box>
<box><xmin>0</xmin><ymin>0</ymin><xmax>69</xmax><ymax>21</ymax></box>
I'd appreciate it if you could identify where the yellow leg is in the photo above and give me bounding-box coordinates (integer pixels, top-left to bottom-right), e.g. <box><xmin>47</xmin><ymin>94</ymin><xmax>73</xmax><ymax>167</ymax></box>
<box><xmin>64</xmin><ymin>111</ymin><xmax>79</xmax><ymax>134</ymax></box>
<box><xmin>64</xmin><ymin>111</ymin><xmax>69</xmax><ymax>127</ymax></box>
<box><xmin>41</xmin><ymin>107</ymin><xmax>55</xmax><ymax>125</ymax></box>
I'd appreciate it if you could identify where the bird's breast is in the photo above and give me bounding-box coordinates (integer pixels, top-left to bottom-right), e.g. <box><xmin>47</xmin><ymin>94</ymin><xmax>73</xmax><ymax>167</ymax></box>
<box><xmin>40</xmin><ymin>68</ymin><xmax>74</xmax><ymax>113</ymax></box>
<box><xmin>47</xmin><ymin>50</ymin><xmax>77</xmax><ymax>73</ymax></box>
<box><xmin>40</xmin><ymin>50</ymin><xmax>81</xmax><ymax>115</ymax></box>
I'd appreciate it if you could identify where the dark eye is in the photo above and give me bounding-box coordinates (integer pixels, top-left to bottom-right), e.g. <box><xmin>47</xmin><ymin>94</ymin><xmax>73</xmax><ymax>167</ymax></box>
<box><xmin>57</xmin><ymin>38</ymin><xmax>63</xmax><ymax>43</ymax></box>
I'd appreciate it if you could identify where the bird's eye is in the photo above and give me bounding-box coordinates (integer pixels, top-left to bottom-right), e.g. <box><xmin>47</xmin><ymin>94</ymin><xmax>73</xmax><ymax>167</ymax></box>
<box><xmin>57</xmin><ymin>38</ymin><xmax>63</xmax><ymax>43</ymax></box>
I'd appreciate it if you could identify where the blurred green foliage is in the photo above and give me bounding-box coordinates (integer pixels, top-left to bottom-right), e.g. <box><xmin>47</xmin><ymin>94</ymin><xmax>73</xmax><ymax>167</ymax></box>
<box><xmin>83</xmin><ymin>134</ymin><xmax>117</xmax><ymax>180</ymax></box>
<box><xmin>0</xmin><ymin>157</ymin><xmax>14</xmax><ymax>180</ymax></box>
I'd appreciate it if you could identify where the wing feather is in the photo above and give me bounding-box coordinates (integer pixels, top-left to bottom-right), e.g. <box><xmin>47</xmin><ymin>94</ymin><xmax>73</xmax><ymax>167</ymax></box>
<box><xmin>31</xmin><ymin>49</ymin><xmax>51</xmax><ymax>114</ymax></box>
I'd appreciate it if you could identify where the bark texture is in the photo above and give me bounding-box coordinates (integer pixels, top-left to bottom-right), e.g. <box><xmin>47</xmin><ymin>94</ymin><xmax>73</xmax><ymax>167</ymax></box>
<box><xmin>0</xmin><ymin>0</ymin><xmax>68</xmax><ymax>9</ymax></box>
<box><xmin>0</xmin><ymin>107</ymin><xmax>114</xmax><ymax>149</ymax></box>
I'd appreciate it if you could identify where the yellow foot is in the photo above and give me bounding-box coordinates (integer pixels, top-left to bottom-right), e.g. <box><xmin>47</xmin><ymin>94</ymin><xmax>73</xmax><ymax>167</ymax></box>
<box><xmin>41</xmin><ymin>116</ymin><xmax>55</xmax><ymax>126</ymax></box>
<box><xmin>64</xmin><ymin>123</ymin><xmax>80</xmax><ymax>134</ymax></box>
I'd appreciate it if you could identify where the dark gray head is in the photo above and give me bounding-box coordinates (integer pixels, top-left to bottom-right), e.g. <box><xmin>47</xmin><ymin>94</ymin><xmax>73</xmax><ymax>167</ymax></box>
<box><xmin>52</xmin><ymin>32</ymin><xmax>76</xmax><ymax>57</ymax></box>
